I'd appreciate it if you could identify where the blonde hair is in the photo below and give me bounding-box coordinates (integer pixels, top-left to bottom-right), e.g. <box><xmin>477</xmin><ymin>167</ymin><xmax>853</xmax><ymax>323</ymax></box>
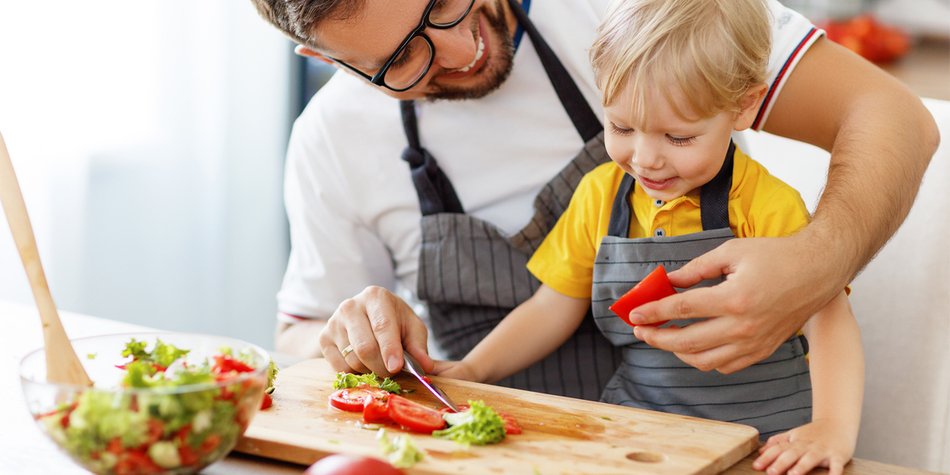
<box><xmin>590</xmin><ymin>0</ymin><xmax>771</xmax><ymax>122</ymax></box>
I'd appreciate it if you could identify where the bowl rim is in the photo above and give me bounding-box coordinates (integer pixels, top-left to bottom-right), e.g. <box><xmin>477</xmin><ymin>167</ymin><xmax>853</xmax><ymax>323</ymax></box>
<box><xmin>19</xmin><ymin>331</ymin><xmax>271</xmax><ymax>395</ymax></box>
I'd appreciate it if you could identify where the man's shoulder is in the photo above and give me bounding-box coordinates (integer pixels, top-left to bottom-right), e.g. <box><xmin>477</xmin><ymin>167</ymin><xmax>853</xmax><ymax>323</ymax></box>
<box><xmin>297</xmin><ymin>73</ymin><xmax>400</xmax><ymax>129</ymax></box>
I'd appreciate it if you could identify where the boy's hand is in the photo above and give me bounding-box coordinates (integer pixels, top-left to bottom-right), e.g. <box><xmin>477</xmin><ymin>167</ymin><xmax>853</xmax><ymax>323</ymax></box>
<box><xmin>431</xmin><ymin>360</ymin><xmax>482</xmax><ymax>382</ymax></box>
<box><xmin>753</xmin><ymin>419</ymin><xmax>856</xmax><ymax>475</ymax></box>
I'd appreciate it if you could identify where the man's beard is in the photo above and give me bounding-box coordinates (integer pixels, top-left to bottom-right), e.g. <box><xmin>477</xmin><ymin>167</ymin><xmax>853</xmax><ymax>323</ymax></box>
<box><xmin>426</xmin><ymin>0</ymin><xmax>514</xmax><ymax>101</ymax></box>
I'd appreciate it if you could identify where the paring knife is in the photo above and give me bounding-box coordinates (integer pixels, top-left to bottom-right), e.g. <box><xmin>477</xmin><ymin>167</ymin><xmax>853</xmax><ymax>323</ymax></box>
<box><xmin>402</xmin><ymin>351</ymin><xmax>460</xmax><ymax>412</ymax></box>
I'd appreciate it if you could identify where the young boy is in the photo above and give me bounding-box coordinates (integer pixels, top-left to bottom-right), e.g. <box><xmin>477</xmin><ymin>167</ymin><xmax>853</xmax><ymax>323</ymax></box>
<box><xmin>436</xmin><ymin>0</ymin><xmax>864</xmax><ymax>473</ymax></box>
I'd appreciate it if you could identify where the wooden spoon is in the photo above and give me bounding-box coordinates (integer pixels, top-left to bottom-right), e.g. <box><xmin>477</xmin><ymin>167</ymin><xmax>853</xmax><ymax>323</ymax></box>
<box><xmin>0</xmin><ymin>131</ymin><xmax>92</xmax><ymax>386</ymax></box>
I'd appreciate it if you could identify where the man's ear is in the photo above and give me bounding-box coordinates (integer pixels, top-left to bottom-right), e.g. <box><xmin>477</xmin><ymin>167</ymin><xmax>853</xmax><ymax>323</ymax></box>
<box><xmin>294</xmin><ymin>45</ymin><xmax>333</xmax><ymax>65</ymax></box>
<box><xmin>734</xmin><ymin>83</ymin><xmax>768</xmax><ymax>131</ymax></box>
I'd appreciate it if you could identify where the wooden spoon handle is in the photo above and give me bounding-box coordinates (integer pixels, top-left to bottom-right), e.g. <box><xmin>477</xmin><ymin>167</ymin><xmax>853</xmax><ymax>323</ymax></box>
<box><xmin>0</xmin><ymin>131</ymin><xmax>91</xmax><ymax>386</ymax></box>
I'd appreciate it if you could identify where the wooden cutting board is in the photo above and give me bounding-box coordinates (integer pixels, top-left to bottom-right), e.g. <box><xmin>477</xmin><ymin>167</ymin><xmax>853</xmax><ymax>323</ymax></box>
<box><xmin>234</xmin><ymin>359</ymin><xmax>759</xmax><ymax>474</ymax></box>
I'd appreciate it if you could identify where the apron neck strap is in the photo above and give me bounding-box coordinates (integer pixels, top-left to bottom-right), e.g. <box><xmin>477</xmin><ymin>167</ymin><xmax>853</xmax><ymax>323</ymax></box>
<box><xmin>607</xmin><ymin>140</ymin><xmax>736</xmax><ymax>237</ymax></box>
<box><xmin>507</xmin><ymin>0</ymin><xmax>602</xmax><ymax>142</ymax></box>
<box><xmin>399</xmin><ymin>100</ymin><xmax>466</xmax><ymax>215</ymax></box>
<box><xmin>699</xmin><ymin>140</ymin><xmax>735</xmax><ymax>231</ymax></box>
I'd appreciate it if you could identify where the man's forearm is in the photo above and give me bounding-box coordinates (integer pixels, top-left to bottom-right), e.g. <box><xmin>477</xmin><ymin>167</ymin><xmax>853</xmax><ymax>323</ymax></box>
<box><xmin>765</xmin><ymin>39</ymin><xmax>939</xmax><ymax>284</ymax></box>
<box><xmin>275</xmin><ymin>318</ymin><xmax>328</xmax><ymax>358</ymax></box>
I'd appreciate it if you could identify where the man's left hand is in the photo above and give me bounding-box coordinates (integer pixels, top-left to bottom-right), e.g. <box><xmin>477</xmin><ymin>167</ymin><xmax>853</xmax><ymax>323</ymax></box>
<box><xmin>628</xmin><ymin>234</ymin><xmax>844</xmax><ymax>374</ymax></box>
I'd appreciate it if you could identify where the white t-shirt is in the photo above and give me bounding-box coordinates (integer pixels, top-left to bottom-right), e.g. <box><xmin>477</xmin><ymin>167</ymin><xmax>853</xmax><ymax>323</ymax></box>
<box><xmin>277</xmin><ymin>0</ymin><xmax>822</xmax><ymax>320</ymax></box>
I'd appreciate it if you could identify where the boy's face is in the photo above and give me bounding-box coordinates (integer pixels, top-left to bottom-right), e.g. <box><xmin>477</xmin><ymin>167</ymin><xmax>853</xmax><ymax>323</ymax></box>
<box><xmin>298</xmin><ymin>0</ymin><xmax>517</xmax><ymax>101</ymax></box>
<box><xmin>603</xmin><ymin>86</ymin><xmax>757</xmax><ymax>202</ymax></box>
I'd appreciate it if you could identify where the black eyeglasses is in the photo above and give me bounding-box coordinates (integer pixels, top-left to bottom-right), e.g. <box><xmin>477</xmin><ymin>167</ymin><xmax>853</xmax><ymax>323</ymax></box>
<box><xmin>331</xmin><ymin>0</ymin><xmax>476</xmax><ymax>92</ymax></box>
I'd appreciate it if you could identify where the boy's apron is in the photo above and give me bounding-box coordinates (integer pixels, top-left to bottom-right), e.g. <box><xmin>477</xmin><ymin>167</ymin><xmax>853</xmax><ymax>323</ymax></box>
<box><xmin>590</xmin><ymin>143</ymin><xmax>812</xmax><ymax>439</ymax></box>
<box><xmin>398</xmin><ymin>0</ymin><xmax>621</xmax><ymax>400</ymax></box>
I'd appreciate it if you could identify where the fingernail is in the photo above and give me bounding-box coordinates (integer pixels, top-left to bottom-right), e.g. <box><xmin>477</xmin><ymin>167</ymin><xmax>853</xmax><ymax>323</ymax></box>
<box><xmin>633</xmin><ymin>327</ymin><xmax>642</xmax><ymax>339</ymax></box>
<box><xmin>387</xmin><ymin>355</ymin><xmax>401</xmax><ymax>373</ymax></box>
<box><xmin>630</xmin><ymin>312</ymin><xmax>643</xmax><ymax>324</ymax></box>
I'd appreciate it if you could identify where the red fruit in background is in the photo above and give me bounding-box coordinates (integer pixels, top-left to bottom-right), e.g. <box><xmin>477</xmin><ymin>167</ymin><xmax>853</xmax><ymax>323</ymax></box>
<box><xmin>821</xmin><ymin>14</ymin><xmax>909</xmax><ymax>63</ymax></box>
<box><xmin>304</xmin><ymin>454</ymin><xmax>402</xmax><ymax>475</ymax></box>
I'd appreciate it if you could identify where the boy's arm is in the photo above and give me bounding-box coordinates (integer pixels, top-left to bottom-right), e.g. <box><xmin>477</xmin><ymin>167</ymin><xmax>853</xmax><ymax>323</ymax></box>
<box><xmin>755</xmin><ymin>290</ymin><xmax>864</xmax><ymax>474</ymax></box>
<box><xmin>803</xmin><ymin>290</ymin><xmax>864</xmax><ymax>446</ymax></box>
<box><xmin>455</xmin><ymin>285</ymin><xmax>590</xmax><ymax>384</ymax></box>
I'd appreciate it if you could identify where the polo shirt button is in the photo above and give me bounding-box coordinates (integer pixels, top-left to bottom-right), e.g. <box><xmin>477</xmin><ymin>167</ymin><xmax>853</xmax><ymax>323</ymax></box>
<box><xmin>654</xmin><ymin>228</ymin><xmax>665</xmax><ymax>237</ymax></box>
<box><xmin>654</xmin><ymin>199</ymin><xmax>665</xmax><ymax>207</ymax></box>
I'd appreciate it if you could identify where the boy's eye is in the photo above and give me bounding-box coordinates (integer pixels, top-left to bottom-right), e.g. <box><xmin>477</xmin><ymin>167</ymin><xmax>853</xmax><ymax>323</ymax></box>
<box><xmin>667</xmin><ymin>134</ymin><xmax>696</xmax><ymax>146</ymax></box>
<box><xmin>609</xmin><ymin>122</ymin><xmax>634</xmax><ymax>136</ymax></box>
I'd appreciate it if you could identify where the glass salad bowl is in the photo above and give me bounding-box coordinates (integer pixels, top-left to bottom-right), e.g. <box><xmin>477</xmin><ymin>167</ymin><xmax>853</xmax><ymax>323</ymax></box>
<box><xmin>19</xmin><ymin>332</ymin><xmax>271</xmax><ymax>475</ymax></box>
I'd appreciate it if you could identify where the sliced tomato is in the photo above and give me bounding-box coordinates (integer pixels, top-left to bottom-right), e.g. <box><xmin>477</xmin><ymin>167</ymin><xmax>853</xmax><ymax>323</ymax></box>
<box><xmin>260</xmin><ymin>392</ymin><xmax>273</xmax><ymax>410</ymax></box>
<box><xmin>304</xmin><ymin>454</ymin><xmax>403</xmax><ymax>475</ymax></box>
<box><xmin>387</xmin><ymin>395</ymin><xmax>446</xmax><ymax>433</ymax></box>
<box><xmin>178</xmin><ymin>445</ymin><xmax>199</xmax><ymax>466</ymax></box>
<box><xmin>362</xmin><ymin>395</ymin><xmax>391</xmax><ymax>423</ymax></box>
<box><xmin>145</xmin><ymin>419</ymin><xmax>165</xmax><ymax>444</ymax></box>
<box><xmin>500</xmin><ymin>412</ymin><xmax>522</xmax><ymax>435</ymax></box>
<box><xmin>328</xmin><ymin>385</ymin><xmax>389</xmax><ymax>412</ymax></box>
<box><xmin>608</xmin><ymin>265</ymin><xmax>676</xmax><ymax>327</ymax></box>
<box><xmin>199</xmin><ymin>434</ymin><xmax>221</xmax><ymax>455</ymax></box>
<box><xmin>212</xmin><ymin>354</ymin><xmax>255</xmax><ymax>373</ymax></box>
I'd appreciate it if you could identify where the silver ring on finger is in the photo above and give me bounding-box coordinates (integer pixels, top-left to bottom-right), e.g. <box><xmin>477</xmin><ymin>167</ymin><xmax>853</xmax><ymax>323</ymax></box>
<box><xmin>340</xmin><ymin>344</ymin><xmax>354</xmax><ymax>358</ymax></box>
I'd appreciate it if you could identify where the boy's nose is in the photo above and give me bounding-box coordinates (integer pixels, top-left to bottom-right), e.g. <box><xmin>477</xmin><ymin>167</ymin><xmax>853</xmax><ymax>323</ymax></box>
<box><xmin>428</xmin><ymin>25</ymin><xmax>478</xmax><ymax>71</ymax></box>
<box><xmin>633</xmin><ymin>140</ymin><xmax>663</xmax><ymax>170</ymax></box>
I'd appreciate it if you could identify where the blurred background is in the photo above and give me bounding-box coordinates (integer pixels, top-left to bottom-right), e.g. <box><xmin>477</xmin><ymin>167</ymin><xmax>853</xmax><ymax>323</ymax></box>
<box><xmin>0</xmin><ymin>1</ymin><xmax>334</xmax><ymax>349</ymax></box>
<box><xmin>0</xmin><ymin>1</ymin><xmax>946</xmax><ymax>352</ymax></box>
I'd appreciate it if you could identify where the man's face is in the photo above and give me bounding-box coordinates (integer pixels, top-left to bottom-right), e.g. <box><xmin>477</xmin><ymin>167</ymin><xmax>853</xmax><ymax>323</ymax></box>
<box><xmin>315</xmin><ymin>0</ymin><xmax>516</xmax><ymax>101</ymax></box>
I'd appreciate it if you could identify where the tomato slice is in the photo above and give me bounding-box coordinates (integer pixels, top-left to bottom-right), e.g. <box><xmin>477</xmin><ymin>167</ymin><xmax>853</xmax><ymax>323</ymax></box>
<box><xmin>387</xmin><ymin>395</ymin><xmax>446</xmax><ymax>433</ymax></box>
<box><xmin>500</xmin><ymin>412</ymin><xmax>522</xmax><ymax>435</ymax></box>
<box><xmin>328</xmin><ymin>385</ymin><xmax>390</xmax><ymax>412</ymax></box>
<box><xmin>608</xmin><ymin>265</ymin><xmax>675</xmax><ymax>327</ymax></box>
<box><xmin>362</xmin><ymin>395</ymin><xmax>391</xmax><ymax>424</ymax></box>
<box><xmin>212</xmin><ymin>355</ymin><xmax>255</xmax><ymax>373</ymax></box>
<box><xmin>260</xmin><ymin>392</ymin><xmax>273</xmax><ymax>410</ymax></box>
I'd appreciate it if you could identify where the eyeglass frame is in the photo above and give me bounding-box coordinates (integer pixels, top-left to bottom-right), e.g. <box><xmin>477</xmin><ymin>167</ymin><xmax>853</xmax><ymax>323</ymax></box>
<box><xmin>329</xmin><ymin>0</ymin><xmax>476</xmax><ymax>92</ymax></box>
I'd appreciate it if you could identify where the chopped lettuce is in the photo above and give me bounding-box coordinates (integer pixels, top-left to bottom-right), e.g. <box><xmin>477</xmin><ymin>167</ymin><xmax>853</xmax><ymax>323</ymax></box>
<box><xmin>376</xmin><ymin>429</ymin><xmax>424</xmax><ymax>469</ymax></box>
<box><xmin>265</xmin><ymin>359</ymin><xmax>279</xmax><ymax>393</ymax></box>
<box><xmin>333</xmin><ymin>371</ymin><xmax>401</xmax><ymax>393</ymax></box>
<box><xmin>432</xmin><ymin>400</ymin><xmax>506</xmax><ymax>447</ymax></box>
<box><xmin>121</xmin><ymin>338</ymin><xmax>190</xmax><ymax>369</ymax></box>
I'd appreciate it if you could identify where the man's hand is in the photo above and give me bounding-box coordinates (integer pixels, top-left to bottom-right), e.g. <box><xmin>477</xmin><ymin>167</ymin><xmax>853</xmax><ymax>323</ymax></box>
<box><xmin>629</xmin><ymin>234</ymin><xmax>842</xmax><ymax>374</ymax></box>
<box><xmin>318</xmin><ymin>286</ymin><xmax>432</xmax><ymax>377</ymax></box>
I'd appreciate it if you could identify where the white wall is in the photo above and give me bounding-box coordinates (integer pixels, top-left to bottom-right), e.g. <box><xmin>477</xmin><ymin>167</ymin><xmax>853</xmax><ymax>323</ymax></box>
<box><xmin>0</xmin><ymin>1</ymin><xmax>296</xmax><ymax>349</ymax></box>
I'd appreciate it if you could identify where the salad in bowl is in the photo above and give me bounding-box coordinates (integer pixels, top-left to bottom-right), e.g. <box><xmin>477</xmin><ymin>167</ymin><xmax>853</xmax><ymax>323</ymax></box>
<box><xmin>19</xmin><ymin>332</ymin><xmax>277</xmax><ymax>474</ymax></box>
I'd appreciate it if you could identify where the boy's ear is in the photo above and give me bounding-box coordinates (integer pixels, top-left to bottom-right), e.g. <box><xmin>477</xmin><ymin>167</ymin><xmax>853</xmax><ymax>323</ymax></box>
<box><xmin>734</xmin><ymin>83</ymin><xmax>768</xmax><ymax>131</ymax></box>
<box><xmin>294</xmin><ymin>45</ymin><xmax>333</xmax><ymax>65</ymax></box>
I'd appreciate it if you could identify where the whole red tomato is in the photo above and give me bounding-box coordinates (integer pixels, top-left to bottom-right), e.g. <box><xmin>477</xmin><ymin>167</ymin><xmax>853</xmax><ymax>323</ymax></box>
<box><xmin>304</xmin><ymin>454</ymin><xmax>402</xmax><ymax>475</ymax></box>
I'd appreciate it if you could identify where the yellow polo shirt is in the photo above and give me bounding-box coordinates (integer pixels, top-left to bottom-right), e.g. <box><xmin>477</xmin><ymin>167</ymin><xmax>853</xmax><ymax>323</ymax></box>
<box><xmin>528</xmin><ymin>146</ymin><xmax>811</xmax><ymax>299</ymax></box>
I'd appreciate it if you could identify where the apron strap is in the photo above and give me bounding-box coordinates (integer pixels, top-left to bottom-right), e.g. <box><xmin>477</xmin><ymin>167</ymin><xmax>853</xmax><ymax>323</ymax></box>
<box><xmin>699</xmin><ymin>140</ymin><xmax>735</xmax><ymax>231</ymax></box>
<box><xmin>607</xmin><ymin>140</ymin><xmax>736</xmax><ymax>237</ymax></box>
<box><xmin>507</xmin><ymin>0</ymin><xmax>602</xmax><ymax>142</ymax></box>
<box><xmin>606</xmin><ymin>173</ymin><xmax>636</xmax><ymax>238</ymax></box>
<box><xmin>399</xmin><ymin>100</ymin><xmax>465</xmax><ymax>215</ymax></box>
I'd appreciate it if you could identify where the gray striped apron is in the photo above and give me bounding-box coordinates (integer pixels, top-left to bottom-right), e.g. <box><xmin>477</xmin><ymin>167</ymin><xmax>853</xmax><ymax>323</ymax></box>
<box><xmin>399</xmin><ymin>0</ymin><xmax>621</xmax><ymax>400</ymax></box>
<box><xmin>591</xmin><ymin>142</ymin><xmax>813</xmax><ymax>439</ymax></box>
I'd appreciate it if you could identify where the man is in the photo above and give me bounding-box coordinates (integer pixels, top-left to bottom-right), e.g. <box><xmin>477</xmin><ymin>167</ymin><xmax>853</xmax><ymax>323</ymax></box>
<box><xmin>252</xmin><ymin>0</ymin><xmax>938</xmax><ymax>399</ymax></box>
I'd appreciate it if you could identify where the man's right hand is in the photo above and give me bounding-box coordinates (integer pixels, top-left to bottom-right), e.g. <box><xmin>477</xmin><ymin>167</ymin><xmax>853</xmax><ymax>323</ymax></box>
<box><xmin>318</xmin><ymin>286</ymin><xmax>432</xmax><ymax>377</ymax></box>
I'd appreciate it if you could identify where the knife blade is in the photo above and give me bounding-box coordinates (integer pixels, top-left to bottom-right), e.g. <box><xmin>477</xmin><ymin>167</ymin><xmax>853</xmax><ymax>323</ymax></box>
<box><xmin>401</xmin><ymin>351</ymin><xmax>460</xmax><ymax>412</ymax></box>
